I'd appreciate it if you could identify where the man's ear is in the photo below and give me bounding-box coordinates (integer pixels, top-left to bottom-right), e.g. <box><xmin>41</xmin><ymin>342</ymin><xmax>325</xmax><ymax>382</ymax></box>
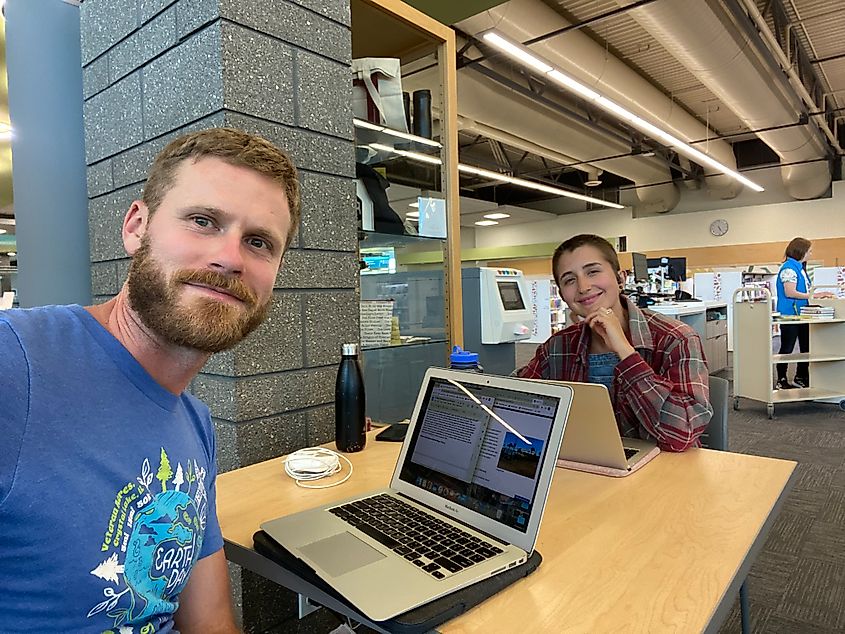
<box><xmin>123</xmin><ymin>201</ymin><xmax>149</xmax><ymax>256</ymax></box>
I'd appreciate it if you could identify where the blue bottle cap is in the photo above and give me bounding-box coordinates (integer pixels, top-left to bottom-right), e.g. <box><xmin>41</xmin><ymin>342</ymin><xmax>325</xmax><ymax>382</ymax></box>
<box><xmin>450</xmin><ymin>345</ymin><xmax>479</xmax><ymax>365</ymax></box>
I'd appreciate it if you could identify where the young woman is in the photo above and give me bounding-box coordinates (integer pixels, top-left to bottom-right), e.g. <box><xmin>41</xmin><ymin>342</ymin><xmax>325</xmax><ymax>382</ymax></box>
<box><xmin>775</xmin><ymin>237</ymin><xmax>833</xmax><ymax>389</ymax></box>
<box><xmin>517</xmin><ymin>234</ymin><xmax>712</xmax><ymax>452</ymax></box>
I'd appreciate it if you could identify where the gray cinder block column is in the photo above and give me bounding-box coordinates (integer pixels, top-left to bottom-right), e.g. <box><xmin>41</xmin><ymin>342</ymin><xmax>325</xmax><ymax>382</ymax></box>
<box><xmin>80</xmin><ymin>1</ymin><xmax>357</xmax><ymax>631</ymax></box>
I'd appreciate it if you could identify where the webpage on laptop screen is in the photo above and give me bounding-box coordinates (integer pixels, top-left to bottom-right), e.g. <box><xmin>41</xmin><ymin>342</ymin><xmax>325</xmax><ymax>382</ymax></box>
<box><xmin>399</xmin><ymin>378</ymin><xmax>559</xmax><ymax>533</ymax></box>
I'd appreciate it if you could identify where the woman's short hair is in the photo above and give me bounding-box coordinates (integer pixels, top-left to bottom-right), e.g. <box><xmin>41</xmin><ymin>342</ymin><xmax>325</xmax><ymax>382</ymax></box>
<box><xmin>552</xmin><ymin>234</ymin><xmax>621</xmax><ymax>280</ymax></box>
<box><xmin>784</xmin><ymin>237</ymin><xmax>812</xmax><ymax>261</ymax></box>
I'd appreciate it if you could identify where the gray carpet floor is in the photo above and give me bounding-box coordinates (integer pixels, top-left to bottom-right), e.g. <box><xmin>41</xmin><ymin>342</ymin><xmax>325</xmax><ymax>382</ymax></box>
<box><xmin>717</xmin><ymin>366</ymin><xmax>845</xmax><ymax>633</ymax></box>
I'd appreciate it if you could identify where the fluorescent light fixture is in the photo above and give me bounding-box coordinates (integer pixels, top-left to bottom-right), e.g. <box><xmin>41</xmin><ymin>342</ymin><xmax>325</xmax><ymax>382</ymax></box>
<box><xmin>474</xmin><ymin>219</ymin><xmax>499</xmax><ymax>226</ymax></box>
<box><xmin>8</xmin><ymin>252</ymin><xmax>16</xmax><ymax>257</ymax></box>
<box><xmin>483</xmin><ymin>30</ymin><xmax>765</xmax><ymax>193</ymax></box>
<box><xmin>457</xmin><ymin>164</ymin><xmax>509</xmax><ymax>182</ymax></box>
<box><xmin>458</xmin><ymin>163</ymin><xmax>625</xmax><ymax>208</ymax></box>
<box><xmin>369</xmin><ymin>143</ymin><xmax>442</xmax><ymax>165</ymax></box>
<box><xmin>409</xmin><ymin>201</ymin><xmax>419</xmax><ymax>208</ymax></box>
<box><xmin>483</xmin><ymin>32</ymin><xmax>553</xmax><ymax>74</ymax></box>
<box><xmin>354</xmin><ymin>118</ymin><xmax>441</xmax><ymax>148</ymax></box>
<box><xmin>372</xmin><ymin>144</ymin><xmax>625</xmax><ymax>209</ymax></box>
<box><xmin>406</xmin><ymin>211</ymin><xmax>420</xmax><ymax>218</ymax></box>
<box><xmin>484</xmin><ymin>212</ymin><xmax>511</xmax><ymax>219</ymax></box>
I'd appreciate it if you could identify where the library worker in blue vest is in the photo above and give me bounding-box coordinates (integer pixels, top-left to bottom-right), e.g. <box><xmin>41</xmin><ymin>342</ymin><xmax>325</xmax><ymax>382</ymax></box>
<box><xmin>775</xmin><ymin>237</ymin><xmax>833</xmax><ymax>390</ymax></box>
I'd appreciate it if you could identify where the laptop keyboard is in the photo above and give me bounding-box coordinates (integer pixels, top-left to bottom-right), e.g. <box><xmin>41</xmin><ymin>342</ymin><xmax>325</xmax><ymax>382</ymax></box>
<box><xmin>328</xmin><ymin>493</ymin><xmax>504</xmax><ymax>580</ymax></box>
<box><xmin>623</xmin><ymin>447</ymin><xmax>638</xmax><ymax>460</ymax></box>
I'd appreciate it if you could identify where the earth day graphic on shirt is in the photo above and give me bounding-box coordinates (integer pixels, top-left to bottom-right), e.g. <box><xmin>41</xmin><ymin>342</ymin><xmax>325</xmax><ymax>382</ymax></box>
<box><xmin>87</xmin><ymin>448</ymin><xmax>208</xmax><ymax>632</ymax></box>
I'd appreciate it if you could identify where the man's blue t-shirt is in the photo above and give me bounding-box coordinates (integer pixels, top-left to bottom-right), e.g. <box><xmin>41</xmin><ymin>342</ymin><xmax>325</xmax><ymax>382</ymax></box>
<box><xmin>0</xmin><ymin>305</ymin><xmax>224</xmax><ymax>633</ymax></box>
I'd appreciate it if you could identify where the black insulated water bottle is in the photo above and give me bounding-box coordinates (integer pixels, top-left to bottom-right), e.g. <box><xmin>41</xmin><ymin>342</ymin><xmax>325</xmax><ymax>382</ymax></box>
<box><xmin>335</xmin><ymin>343</ymin><xmax>366</xmax><ymax>452</ymax></box>
<box><xmin>412</xmin><ymin>89</ymin><xmax>432</xmax><ymax>139</ymax></box>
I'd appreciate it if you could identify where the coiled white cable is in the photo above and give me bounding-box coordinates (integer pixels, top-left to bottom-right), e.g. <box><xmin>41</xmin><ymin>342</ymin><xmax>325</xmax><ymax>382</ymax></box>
<box><xmin>283</xmin><ymin>447</ymin><xmax>353</xmax><ymax>489</ymax></box>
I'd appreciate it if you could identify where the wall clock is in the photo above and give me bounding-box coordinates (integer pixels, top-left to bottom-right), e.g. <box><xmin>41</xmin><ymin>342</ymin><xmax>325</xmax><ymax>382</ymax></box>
<box><xmin>710</xmin><ymin>219</ymin><xmax>729</xmax><ymax>237</ymax></box>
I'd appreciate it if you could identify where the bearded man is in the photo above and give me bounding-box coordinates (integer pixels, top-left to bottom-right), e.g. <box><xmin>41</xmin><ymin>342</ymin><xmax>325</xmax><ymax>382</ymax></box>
<box><xmin>0</xmin><ymin>128</ymin><xmax>300</xmax><ymax>634</ymax></box>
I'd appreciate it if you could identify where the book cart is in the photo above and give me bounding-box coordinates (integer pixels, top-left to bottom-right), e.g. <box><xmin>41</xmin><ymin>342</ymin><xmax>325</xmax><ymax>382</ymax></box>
<box><xmin>732</xmin><ymin>286</ymin><xmax>845</xmax><ymax>418</ymax></box>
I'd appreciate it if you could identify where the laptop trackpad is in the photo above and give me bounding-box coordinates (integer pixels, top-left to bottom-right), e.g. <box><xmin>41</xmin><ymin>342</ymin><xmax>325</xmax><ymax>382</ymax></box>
<box><xmin>300</xmin><ymin>531</ymin><xmax>386</xmax><ymax>577</ymax></box>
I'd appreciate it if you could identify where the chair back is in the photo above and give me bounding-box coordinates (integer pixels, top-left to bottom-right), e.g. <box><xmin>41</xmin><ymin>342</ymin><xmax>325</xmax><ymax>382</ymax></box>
<box><xmin>701</xmin><ymin>375</ymin><xmax>729</xmax><ymax>451</ymax></box>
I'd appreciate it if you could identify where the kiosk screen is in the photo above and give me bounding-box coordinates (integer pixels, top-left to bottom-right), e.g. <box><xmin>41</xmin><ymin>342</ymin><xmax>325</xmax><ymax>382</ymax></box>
<box><xmin>498</xmin><ymin>281</ymin><xmax>526</xmax><ymax>311</ymax></box>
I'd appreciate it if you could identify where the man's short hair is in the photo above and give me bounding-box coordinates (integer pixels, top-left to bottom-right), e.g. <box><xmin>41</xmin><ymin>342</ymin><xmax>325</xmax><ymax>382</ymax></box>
<box><xmin>143</xmin><ymin>128</ymin><xmax>301</xmax><ymax>248</ymax></box>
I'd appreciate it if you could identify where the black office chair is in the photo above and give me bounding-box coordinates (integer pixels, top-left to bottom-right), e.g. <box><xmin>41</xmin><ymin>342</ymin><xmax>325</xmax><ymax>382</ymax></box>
<box><xmin>704</xmin><ymin>375</ymin><xmax>750</xmax><ymax>634</ymax></box>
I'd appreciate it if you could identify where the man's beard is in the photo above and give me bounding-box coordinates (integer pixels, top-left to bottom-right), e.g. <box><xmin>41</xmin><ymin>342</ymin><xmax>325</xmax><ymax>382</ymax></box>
<box><xmin>126</xmin><ymin>237</ymin><xmax>271</xmax><ymax>353</ymax></box>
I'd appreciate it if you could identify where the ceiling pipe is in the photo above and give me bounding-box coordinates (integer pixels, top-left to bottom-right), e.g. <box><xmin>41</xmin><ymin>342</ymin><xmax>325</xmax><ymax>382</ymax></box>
<box><xmin>456</xmin><ymin>115</ymin><xmax>597</xmax><ymax>176</ymax></box>
<box><xmin>404</xmin><ymin>63</ymin><xmax>680</xmax><ymax>212</ymax></box>
<box><xmin>455</xmin><ymin>67</ymin><xmax>680</xmax><ymax>212</ymax></box>
<box><xmin>456</xmin><ymin>0</ymin><xmax>742</xmax><ymax>200</ymax></box>
<box><xmin>617</xmin><ymin>0</ymin><xmax>832</xmax><ymax>200</ymax></box>
<box><xmin>736</xmin><ymin>0</ymin><xmax>842</xmax><ymax>155</ymax></box>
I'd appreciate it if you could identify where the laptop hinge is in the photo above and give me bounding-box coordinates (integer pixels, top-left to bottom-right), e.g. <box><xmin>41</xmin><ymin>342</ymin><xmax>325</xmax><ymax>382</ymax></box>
<box><xmin>395</xmin><ymin>491</ymin><xmax>509</xmax><ymax>546</ymax></box>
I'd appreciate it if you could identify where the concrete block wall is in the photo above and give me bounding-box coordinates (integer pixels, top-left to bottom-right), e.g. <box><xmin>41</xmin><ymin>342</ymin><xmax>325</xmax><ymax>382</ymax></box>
<box><xmin>81</xmin><ymin>1</ymin><xmax>357</xmax><ymax>630</ymax></box>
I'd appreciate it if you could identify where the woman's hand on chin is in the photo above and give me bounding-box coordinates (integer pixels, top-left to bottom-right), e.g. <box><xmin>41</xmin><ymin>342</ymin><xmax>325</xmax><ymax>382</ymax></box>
<box><xmin>584</xmin><ymin>307</ymin><xmax>636</xmax><ymax>360</ymax></box>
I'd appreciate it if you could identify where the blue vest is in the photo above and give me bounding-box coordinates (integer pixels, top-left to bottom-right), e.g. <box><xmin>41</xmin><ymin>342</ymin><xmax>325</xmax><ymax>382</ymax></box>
<box><xmin>776</xmin><ymin>257</ymin><xmax>808</xmax><ymax>315</ymax></box>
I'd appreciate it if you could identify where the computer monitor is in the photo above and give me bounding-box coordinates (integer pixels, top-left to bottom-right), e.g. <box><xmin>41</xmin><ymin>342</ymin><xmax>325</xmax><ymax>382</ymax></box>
<box><xmin>667</xmin><ymin>257</ymin><xmax>687</xmax><ymax>281</ymax></box>
<box><xmin>631</xmin><ymin>253</ymin><xmax>648</xmax><ymax>282</ymax></box>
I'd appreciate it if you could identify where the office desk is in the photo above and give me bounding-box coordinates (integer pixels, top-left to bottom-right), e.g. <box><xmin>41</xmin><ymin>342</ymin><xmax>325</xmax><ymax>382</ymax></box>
<box><xmin>217</xmin><ymin>431</ymin><xmax>795</xmax><ymax>633</ymax></box>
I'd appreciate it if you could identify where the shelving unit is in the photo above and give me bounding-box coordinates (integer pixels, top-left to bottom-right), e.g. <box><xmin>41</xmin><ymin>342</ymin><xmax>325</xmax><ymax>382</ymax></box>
<box><xmin>351</xmin><ymin>0</ymin><xmax>460</xmax><ymax>423</ymax></box>
<box><xmin>526</xmin><ymin>276</ymin><xmax>566</xmax><ymax>344</ymax></box>
<box><xmin>732</xmin><ymin>286</ymin><xmax>845</xmax><ymax>418</ymax></box>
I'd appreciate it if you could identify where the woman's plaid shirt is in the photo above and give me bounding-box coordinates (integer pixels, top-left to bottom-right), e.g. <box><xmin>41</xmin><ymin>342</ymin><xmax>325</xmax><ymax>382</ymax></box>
<box><xmin>517</xmin><ymin>298</ymin><xmax>712</xmax><ymax>452</ymax></box>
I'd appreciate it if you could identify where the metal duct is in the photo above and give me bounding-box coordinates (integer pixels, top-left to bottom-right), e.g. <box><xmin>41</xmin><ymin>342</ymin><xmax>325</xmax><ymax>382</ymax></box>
<box><xmin>456</xmin><ymin>67</ymin><xmax>680</xmax><ymax>211</ymax></box>
<box><xmin>456</xmin><ymin>115</ymin><xmax>596</xmax><ymax>176</ymax></box>
<box><xmin>457</xmin><ymin>0</ymin><xmax>742</xmax><ymax>200</ymax></box>
<box><xmin>615</xmin><ymin>0</ymin><xmax>831</xmax><ymax>200</ymax></box>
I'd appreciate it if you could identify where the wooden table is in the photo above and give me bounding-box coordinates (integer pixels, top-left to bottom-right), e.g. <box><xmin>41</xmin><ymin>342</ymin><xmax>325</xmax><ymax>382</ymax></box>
<box><xmin>217</xmin><ymin>430</ymin><xmax>796</xmax><ymax>633</ymax></box>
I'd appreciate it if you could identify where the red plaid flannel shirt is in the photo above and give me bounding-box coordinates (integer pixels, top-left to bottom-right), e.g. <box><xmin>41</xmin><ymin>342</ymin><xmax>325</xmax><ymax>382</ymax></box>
<box><xmin>517</xmin><ymin>297</ymin><xmax>712</xmax><ymax>452</ymax></box>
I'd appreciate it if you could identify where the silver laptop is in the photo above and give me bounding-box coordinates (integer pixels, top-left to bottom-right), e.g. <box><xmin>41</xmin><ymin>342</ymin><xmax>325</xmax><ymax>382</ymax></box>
<box><xmin>262</xmin><ymin>368</ymin><xmax>573</xmax><ymax>621</ymax></box>
<box><xmin>556</xmin><ymin>381</ymin><xmax>656</xmax><ymax>471</ymax></box>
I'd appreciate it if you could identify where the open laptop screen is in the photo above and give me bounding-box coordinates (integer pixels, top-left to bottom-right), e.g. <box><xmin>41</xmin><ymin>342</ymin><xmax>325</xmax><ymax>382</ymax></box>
<box><xmin>398</xmin><ymin>376</ymin><xmax>560</xmax><ymax>533</ymax></box>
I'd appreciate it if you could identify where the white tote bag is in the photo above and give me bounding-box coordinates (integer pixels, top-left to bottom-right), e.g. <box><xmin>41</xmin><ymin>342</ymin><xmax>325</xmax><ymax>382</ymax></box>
<box><xmin>351</xmin><ymin>57</ymin><xmax>408</xmax><ymax>132</ymax></box>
